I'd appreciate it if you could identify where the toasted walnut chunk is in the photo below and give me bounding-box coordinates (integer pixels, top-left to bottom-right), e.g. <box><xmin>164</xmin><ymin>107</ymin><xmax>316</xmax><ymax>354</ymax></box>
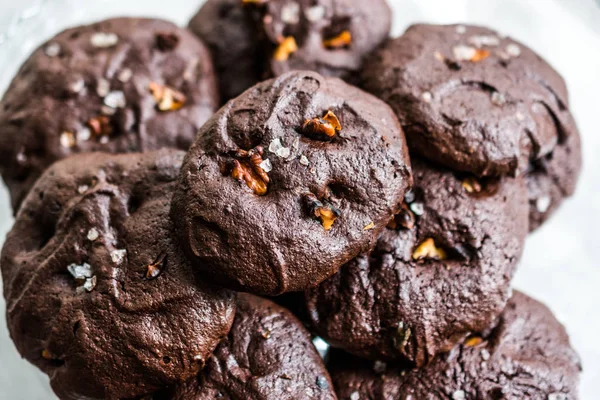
<box><xmin>273</xmin><ymin>37</ymin><xmax>298</xmax><ymax>61</ymax></box>
<box><xmin>323</xmin><ymin>30</ymin><xmax>352</xmax><ymax>49</ymax></box>
<box><xmin>149</xmin><ymin>82</ymin><xmax>186</xmax><ymax>111</ymax></box>
<box><xmin>230</xmin><ymin>147</ymin><xmax>270</xmax><ymax>196</ymax></box>
<box><xmin>412</xmin><ymin>238</ymin><xmax>447</xmax><ymax>260</ymax></box>
<box><xmin>302</xmin><ymin>110</ymin><xmax>342</xmax><ymax>140</ymax></box>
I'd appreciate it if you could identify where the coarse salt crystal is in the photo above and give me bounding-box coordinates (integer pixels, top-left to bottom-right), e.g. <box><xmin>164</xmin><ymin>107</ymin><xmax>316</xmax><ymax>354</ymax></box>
<box><xmin>90</xmin><ymin>32</ymin><xmax>118</xmax><ymax>48</ymax></box>
<box><xmin>87</xmin><ymin>228</ymin><xmax>99</xmax><ymax>241</ymax></box>
<box><xmin>104</xmin><ymin>91</ymin><xmax>126</xmax><ymax>109</ymax></box>
<box><xmin>259</xmin><ymin>159</ymin><xmax>273</xmax><ymax>173</ymax></box>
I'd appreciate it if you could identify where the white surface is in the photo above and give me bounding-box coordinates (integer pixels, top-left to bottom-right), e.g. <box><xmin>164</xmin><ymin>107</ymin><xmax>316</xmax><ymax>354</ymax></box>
<box><xmin>0</xmin><ymin>0</ymin><xmax>599</xmax><ymax>398</ymax></box>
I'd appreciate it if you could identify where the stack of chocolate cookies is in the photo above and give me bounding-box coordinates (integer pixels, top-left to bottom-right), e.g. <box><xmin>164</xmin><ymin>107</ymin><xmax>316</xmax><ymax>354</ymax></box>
<box><xmin>0</xmin><ymin>1</ymin><xmax>582</xmax><ymax>399</ymax></box>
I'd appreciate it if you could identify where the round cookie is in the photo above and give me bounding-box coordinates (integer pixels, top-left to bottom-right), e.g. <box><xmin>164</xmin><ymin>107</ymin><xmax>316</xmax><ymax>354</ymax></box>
<box><xmin>361</xmin><ymin>24</ymin><xmax>579</xmax><ymax>177</ymax></box>
<box><xmin>1</xmin><ymin>150</ymin><xmax>236</xmax><ymax>400</ymax></box>
<box><xmin>305</xmin><ymin>157</ymin><xmax>528</xmax><ymax>367</ymax></box>
<box><xmin>171</xmin><ymin>70</ymin><xmax>412</xmax><ymax>295</ymax></box>
<box><xmin>527</xmin><ymin>127</ymin><xmax>582</xmax><ymax>231</ymax></box>
<box><xmin>189</xmin><ymin>0</ymin><xmax>392</xmax><ymax>102</ymax></box>
<box><xmin>328</xmin><ymin>291</ymin><xmax>582</xmax><ymax>400</ymax></box>
<box><xmin>158</xmin><ymin>294</ymin><xmax>337</xmax><ymax>400</ymax></box>
<box><xmin>0</xmin><ymin>17</ymin><xmax>219</xmax><ymax>212</ymax></box>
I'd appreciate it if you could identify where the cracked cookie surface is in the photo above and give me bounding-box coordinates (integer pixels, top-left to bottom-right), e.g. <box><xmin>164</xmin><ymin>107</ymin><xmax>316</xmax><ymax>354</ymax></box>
<box><xmin>1</xmin><ymin>150</ymin><xmax>235</xmax><ymax>400</ymax></box>
<box><xmin>0</xmin><ymin>17</ymin><xmax>219</xmax><ymax>212</ymax></box>
<box><xmin>188</xmin><ymin>0</ymin><xmax>391</xmax><ymax>102</ymax></box>
<box><xmin>360</xmin><ymin>24</ymin><xmax>579</xmax><ymax>178</ymax></box>
<box><xmin>170</xmin><ymin>70</ymin><xmax>412</xmax><ymax>295</ymax></box>
<box><xmin>159</xmin><ymin>294</ymin><xmax>337</xmax><ymax>400</ymax></box>
<box><xmin>305</xmin><ymin>157</ymin><xmax>528</xmax><ymax>366</ymax></box>
<box><xmin>328</xmin><ymin>291</ymin><xmax>582</xmax><ymax>400</ymax></box>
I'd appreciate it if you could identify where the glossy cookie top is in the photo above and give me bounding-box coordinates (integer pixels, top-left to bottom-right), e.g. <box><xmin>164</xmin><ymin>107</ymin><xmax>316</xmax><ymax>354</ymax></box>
<box><xmin>171</xmin><ymin>70</ymin><xmax>412</xmax><ymax>295</ymax></box>
<box><xmin>0</xmin><ymin>17</ymin><xmax>218</xmax><ymax>211</ymax></box>
<box><xmin>1</xmin><ymin>150</ymin><xmax>235</xmax><ymax>400</ymax></box>
<box><xmin>189</xmin><ymin>0</ymin><xmax>392</xmax><ymax>101</ymax></box>
<box><xmin>361</xmin><ymin>24</ymin><xmax>578</xmax><ymax>178</ymax></box>
<box><xmin>329</xmin><ymin>291</ymin><xmax>582</xmax><ymax>400</ymax></box>
<box><xmin>306</xmin><ymin>157</ymin><xmax>529</xmax><ymax>366</ymax></box>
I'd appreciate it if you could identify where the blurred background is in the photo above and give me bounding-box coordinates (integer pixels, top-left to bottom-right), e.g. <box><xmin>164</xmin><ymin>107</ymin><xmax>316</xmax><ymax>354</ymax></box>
<box><xmin>0</xmin><ymin>0</ymin><xmax>599</xmax><ymax>398</ymax></box>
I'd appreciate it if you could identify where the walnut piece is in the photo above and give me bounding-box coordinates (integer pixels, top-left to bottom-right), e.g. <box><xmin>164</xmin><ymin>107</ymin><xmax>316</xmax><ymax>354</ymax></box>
<box><xmin>273</xmin><ymin>36</ymin><xmax>298</xmax><ymax>61</ymax></box>
<box><xmin>145</xmin><ymin>252</ymin><xmax>166</xmax><ymax>280</ymax></box>
<box><xmin>304</xmin><ymin>193</ymin><xmax>341</xmax><ymax>231</ymax></box>
<box><xmin>230</xmin><ymin>147</ymin><xmax>270</xmax><ymax>196</ymax></box>
<box><xmin>412</xmin><ymin>238</ymin><xmax>447</xmax><ymax>261</ymax></box>
<box><xmin>87</xmin><ymin>116</ymin><xmax>113</xmax><ymax>139</ymax></box>
<box><xmin>462</xmin><ymin>177</ymin><xmax>482</xmax><ymax>194</ymax></box>
<box><xmin>149</xmin><ymin>82</ymin><xmax>186</xmax><ymax>111</ymax></box>
<box><xmin>302</xmin><ymin>110</ymin><xmax>342</xmax><ymax>140</ymax></box>
<box><xmin>388</xmin><ymin>204</ymin><xmax>416</xmax><ymax>230</ymax></box>
<box><xmin>323</xmin><ymin>30</ymin><xmax>352</xmax><ymax>49</ymax></box>
<box><xmin>464</xmin><ymin>336</ymin><xmax>483</xmax><ymax>348</ymax></box>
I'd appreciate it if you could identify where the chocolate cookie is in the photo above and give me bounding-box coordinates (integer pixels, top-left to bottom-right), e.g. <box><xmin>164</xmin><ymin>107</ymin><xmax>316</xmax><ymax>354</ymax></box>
<box><xmin>527</xmin><ymin>127</ymin><xmax>582</xmax><ymax>231</ymax></box>
<box><xmin>0</xmin><ymin>17</ymin><xmax>219</xmax><ymax>212</ymax></box>
<box><xmin>305</xmin><ymin>157</ymin><xmax>528</xmax><ymax>367</ymax></box>
<box><xmin>189</xmin><ymin>0</ymin><xmax>391</xmax><ymax>102</ymax></box>
<box><xmin>361</xmin><ymin>24</ymin><xmax>579</xmax><ymax>177</ymax></box>
<box><xmin>1</xmin><ymin>150</ymin><xmax>236</xmax><ymax>400</ymax></box>
<box><xmin>160</xmin><ymin>294</ymin><xmax>337</xmax><ymax>400</ymax></box>
<box><xmin>328</xmin><ymin>291</ymin><xmax>582</xmax><ymax>400</ymax></box>
<box><xmin>171</xmin><ymin>70</ymin><xmax>411</xmax><ymax>295</ymax></box>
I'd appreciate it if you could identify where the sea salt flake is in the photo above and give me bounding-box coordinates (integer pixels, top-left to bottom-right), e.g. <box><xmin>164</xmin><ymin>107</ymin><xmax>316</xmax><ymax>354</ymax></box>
<box><xmin>111</xmin><ymin>249</ymin><xmax>127</xmax><ymax>264</ymax></box>
<box><xmin>455</xmin><ymin>25</ymin><xmax>467</xmax><ymax>34</ymax></box>
<box><xmin>404</xmin><ymin>190</ymin><xmax>416</xmax><ymax>203</ymax></box>
<box><xmin>104</xmin><ymin>91</ymin><xmax>126</xmax><ymax>109</ymax></box>
<box><xmin>350</xmin><ymin>392</ymin><xmax>360</xmax><ymax>400</ymax></box>
<box><xmin>305</xmin><ymin>5</ymin><xmax>325</xmax><ymax>22</ymax></box>
<box><xmin>99</xmin><ymin>135</ymin><xmax>110</xmax><ymax>144</ymax></box>
<box><xmin>481</xmin><ymin>349</ymin><xmax>491</xmax><ymax>361</ymax></box>
<box><xmin>77</xmin><ymin>185</ymin><xmax>89</xmax><ymax>194</ymax></box>
<box><xmin>269</xmin><ymin>138</ymin><xmax>284</xmax><ymax>154</ymax></box>
<box><xmin>454</xmin><ymin>46</ymin><xmax>479</xmax><ymax>62</ymax></box>
<box><xmin>312</xmin><ymin>337</ymin><xmax>329</xmax><ymax>359</ymax></box>
<box><xmin>67</xmin><ymin>262</ymin><xmax>93</xmax><ymax>280</ymax></box>
<box><xmin>536</xmin><ymin>196</ymin><xmax>551</xmax><ymax>213</ymax></box>
<box><xmin>410</xmin><ymin>202</ymin><xmax>424</xmax><ymax>216</ymax></box>
<box><xmin>281</xmin><ymin>2</ymin><xmax>300</xmax><ymax>24</ymax></box>
<box><xmin>299</xmin><ymin>155</ymin><xmax>310</xmax><ymax>166</ymax></box>
<box><xmin>90</xmin><ymin>32</ymin><xmax>119</xmax><ymax>48</ymax></box>
<box><xmin>117</xmin><ymin>68</ymin><xmax>133</xmax><ymax>83</ymax></box>
<box><xmin>453</xmin><ymin>45</ymin><xmax>477</xmax><ymax>61</ymax></box>
<box><xmin>276</xmin><ymin>147</ymin><xmax>291</xmax><ymax>159</ymax></box>
<box><xmin>452</xmin><ymin>390</ymin><xmax>466</xmax><ymax>400</ymax></box>
<box><xmin>69</xmin><ymin>79</ymin><xmax>85</xmax><ymax>94</ymax></box>
<box><xmin>96</xmin><ymin>78</ymin><xmax>110</xmax><ymax>97</ymax></box>
<box><xmin>60</xmin><ymin>131</ymin><xmax>76</xmax><ymax>148</ymax></box>
<box><xmin>83</xmin><ymin>276</ymin><xmax>97</xmax><ymax>292</ymax></box>
<box><xmin>491</xmin><ymin>91</ymin><xmax>506</xmax><ymax>106</ymax></box>
<box><xmin>87</xmin><ymin>228</ymin><xmax>100</xmax><ymax>241</ymax></box>
<box><xmin>506</xmin><ymin>43</ymin><xmax>521</xmax><ymax>57</ymax></box>
<box><xmin>16</xmin><ymin>151</ymin><xmax>27</xmax><ymax>163</ymax></box>
<box><xmin>469</xmin><ymin>35</ymin><xmax>500</xmax><ymax>48</ymax></box>
<box><xmin>259</xmin><ymin>159</ymin><xmax>273</xmax><ymax>173</ymax></box>
<box><xmin>44</xmin><ymin>42</ymin><xmax>61</xmax><ymax>57</ymax></box>
<box><xmin>77</xmin><ymin>127</ymin><xmax>91</xmax><ymax>142</ymax></box>
<box><xmin>422</xmin><ymin>91</ymin><xmax>433</xmax><ymax>103</ymax></box>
